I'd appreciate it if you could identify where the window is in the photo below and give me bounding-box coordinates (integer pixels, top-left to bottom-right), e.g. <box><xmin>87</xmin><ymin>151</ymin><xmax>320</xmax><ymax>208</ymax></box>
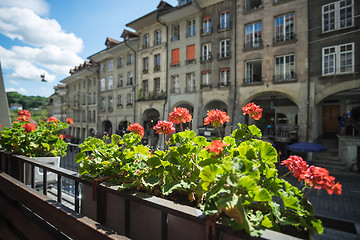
<box><xmin>245</xmin><ymin>22</ymin><xmax>262</xmax><ymax>48</ymax></box>
<box><xmin>201</xmin><ymin>71</ymin><xmax>212</xmax><ymax>88</ymax></box>
<box><xmin>322</xmin><ymin>43</ymin><xmax>354</xmax><ymax>75</ymax></box>
<box><xmin>154</xmin><ymin>54</ymin><xmax>161</xmax><ymax>71</ymax></box>
<box><xmin>202</xmin><ymin>16</ymin><xmax>212</xmax><ymax>34</ymax></box>
<box><xmin>245</xmin><ymin>0</ymin><xmax>262</xmax><ymax>11</ymax></box>
<box><xmin>180</xmin><ymin>0</ymin><xmax>192</xmax><ymax>6</ymax></box>
<box><xmin>154</xmin><ymin>30</ymin><xmax>161</xmax><ymax>45</ymax></box>
<box><xmin>187</xmin><ymin>19</ymin><xmax>196</xmax><ymax>37</ymax></box>
<box><xmin>100</xmin><ymin>78</ymin><xmax>105</xmax><ymax>91</ymax></box>
<box><xmin>171</xmin><ymin>25</ymin><xmax>180</xmax><ymax>41</ymax></box>
<box><xmin>201</xmin><ymin>43</ymin><xmax>212</xmax><ymax>62</ymax></box>
<box><xmin>274</xmin><ymin>13</ymin><xmax>295</xmax><ymax>43</ymax></box>
<box><xmin>186</xmin><ymin>45</ymin><xmax>196</xmax><ymax>64</ymax></box>
<box><xmin>127</xmin><ymin>93</ymin><xmax>133</xmax><ymax>105</ymax></box>
<box><xmin>118</xmin><ymin>75</ymin><xmax>123</xmax><ymax>88</ymax></box>
<box><xmin>171</xmin><ymin>48</ymin><xmax>180</xmax><ymax>66</ymax></box>
<box><xmin>154</xmin><ymin>78</ymin><xmax>160</xmax><ymax>96</ymax></box>
<box><xmin>108</xmin><ymin>96</ymin><xmax>113</xmax><ymax>111</ymax></box>
<box><xmin>274</xmin><ymin>54</ymin><xmax>296</xmax><ymax>81</ymax></box>
<box><xmin>143</xmin><ymin>34</ymin><xmax>150</xmax><ymax>48</ymax></box>
<box><xmin>127</xmin><ymin>53</ymin><xmax>134</xmax><ymax>65</ymax></box>
<box><xmin>93</xmin><ymin>92</ymin><xmax>96</xmax><ymax>104</ymax></box>
<box><xmin>186</xmin><ymin>72</ymin><xmax>195</xmax><ymax>92</ymax></box>
<box><xmin>322</xmin><ymin>0</ymin><xmax>353</xmax><ymax>32</ymax></box>
<box><xmin>88</xmin><ymin>93</ymin><xmax>92</xmax><ymax>105</ymax></box>
<box><xmin>143</xmin><ymin>57</ymin><xmax>149</xmax><ymax>73</ymax></box>
<box><xmin>118</xmin><ymin>57</ymin><xmax>124</xmax><ymax>68</ymax></box>
<box><xmin>245</xmin><ymin>59</ymin><xmax>262</xmax><ymax>83</ymax></box>
<box><xmin>101</xmin><ymin>63</ymin><xmax>105</xmax><ymax>72</ymax></box>
<box><xmin>108</xmin><ymin>76</ymin><xmax>113</xmax><ymax>89</ymax></box>
<box><xmin>127</xmin><ymin>72</ymin><xmax>133</xmax><ymax>86</ymax></box>
<box><xmin>108</xmin><ymin>60</ymin><xmax>113</xmax><ymax>71</ymax></box>
<box><xmin>101</xmin><ymin>97</ymin><xmax>105</xmax><ymax>111</ymax></box>
<box><xmin>219</xmin><ymin>69</ymin><xmax>230</xmax><ymax>86</ymax></box>
<box><xmin>142</xmin><ymin>80</ymin><xmax>148</xmax><ymax>98</ymax></box>
<box><xmin>219</xmin><ymin>40</ymin><xmax>230</xmax><ymax>59</ymax></box>
<box><xmin>219</xmin><ymin>10</ymin><xmax>230</xmax><ymax>30</ymax></box>
<box><xmin>117</xmin><ymin>95</ymin><xmax>122</xmax><ymax>107</ymax></box>
<box><xmin>171</xmin><ymin>75</ymin><xmax>180</xmax><ymax>93</ymax></box>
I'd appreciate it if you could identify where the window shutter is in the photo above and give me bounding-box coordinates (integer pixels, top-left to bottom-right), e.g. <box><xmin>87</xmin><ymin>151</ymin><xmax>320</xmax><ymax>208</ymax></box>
<box><xmin>172</xmin><ymin>48</ymin><xmax>180</xmax><ymax>65</ymax></box>
<box><xmin>186</xmin><ymin>45</ymin><xmax>195</xmax><ymax>60</ymax></box>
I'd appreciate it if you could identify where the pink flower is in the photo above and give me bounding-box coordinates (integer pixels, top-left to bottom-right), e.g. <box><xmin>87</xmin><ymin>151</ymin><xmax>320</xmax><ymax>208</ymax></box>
<box><xmin>47</xmin><ymin>117</ymin><xmax>58</xmax><ymax>123</ymax></box>
<box><xmin>128</xmin><ymin>123</ymin><xmax>144</xmax><ymax>138</ymax></box>
<box><xmin>207</xmin><ymin>140</ymin><xmax>229</xmax><ymax>155</ymax></box>
<box><xmin>242</xmin><ymin>103</ymin><xmax>263</xmax><ymax>120</ymax></box>
<box><xmin>22</xmin><ymin>123</ymin><xmax>36</xmax><ymax>133</ymax></box>
<box><xmin>168</xmin><ymin>107</ymin><xmax>192</xmax><ymax>124</ymax></box>
<box><xmin>204</xmin><ymin>109</ymin><xmax>230</xmax><ymax>128</ymax></box>
<box><xmin>153</xmin><ymin>121</ymin><xmax>175</xmax><ymax>135</ymax></box>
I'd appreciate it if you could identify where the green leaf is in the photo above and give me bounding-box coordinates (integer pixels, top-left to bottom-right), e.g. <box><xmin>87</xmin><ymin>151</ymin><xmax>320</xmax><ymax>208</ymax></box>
<box><xmin>261</xmin><ymin>215</ymin><xmax>273</xmax><ymax>228</ymax></box>
<box><xmin>199</xmin><ymin>164</ymin><xmax>219</xmax><ymax>191</ymax></box>
<box><xmin>238</xmin><ymin>176</ymin><xmax>257</xmax><ymax>191</ymax></box>
<box><xmin>198</xmin><ymin>158</ymin><xmax>222</xmax><ymax>167</ymax></box>
<box><xmin>282</xmin><ymin>194</ymin><xmax>300</xmax><ymax>210</ymax></box>
<box><xmin>233</xmin><ymin>129</ymin><xmax>246</xmax><ymax>139</ymax></box>
<box><xmin>312</xmin><ymin>219</ymin><xmax>324</xmax><ymax>234</ymax></box>
<box><xmin>142</xmin><ymin>175</ymin><xmax>160</xmax><ymax>187</ymax></box>
<box><xmin>248</xmin><ymin>125</ymin><xmax>262</xmax><ymax>139</ymax></box>
<box><xmin>41</xmin><ymin>142</ymin><xmax>50</xmax><ymax>151</ymax></box>
<box><xmin>254</xmin><ymin>188</ymin><xmax>272</xmax><ymax>202</ymax></box>
<box><xmin>148</xmin><ymin>156</ymin><xmax>161</xmax><ymax>168</ymax></box>
<box><xmin>111</xmin><ymin>134</ymin><xmax>121</xmax><ymax>145</ymax></box>
<box><xmin>258</xmin><ymin>141</ymin><xmax>278</xmax><ymax>163</ymax></box>
<box><xmin>162</xmin><ymin>181</ymin><xmax>182</xmax><ymax>195</ymax></box>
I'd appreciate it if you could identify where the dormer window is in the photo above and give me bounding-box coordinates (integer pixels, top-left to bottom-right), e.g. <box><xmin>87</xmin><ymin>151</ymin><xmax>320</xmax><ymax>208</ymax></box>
<box><xmin>180</xmin><ymin>0</ymin><xmax>192</xmax><ymax>6</ymax></box>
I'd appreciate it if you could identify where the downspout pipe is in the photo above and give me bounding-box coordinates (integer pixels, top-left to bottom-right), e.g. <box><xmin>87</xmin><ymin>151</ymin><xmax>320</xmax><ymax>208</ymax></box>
<box><xmin>156</xmin><ymin>15</ymin><xmax>169</xmax><ymax>120</ymax></box>
<box><xmin>124</xmin><ymin>39</ymin><xmax>137</xmax><ymax>123</ymax></box>
<box><xmin>306</xmin><ymin>0</ymin><xmax>310</xmax><ymax>142</ymax></box>
<box><xmin>231</xmin><ymin>0</ymin><xmax>238</xmax><ymax>132</ymax></box>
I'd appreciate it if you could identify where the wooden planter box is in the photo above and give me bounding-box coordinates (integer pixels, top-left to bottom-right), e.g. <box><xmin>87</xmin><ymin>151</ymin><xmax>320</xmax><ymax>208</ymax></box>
<box><xmin>81</xmin><ymin>183</ymin><xmax>307</xmax><ymax>240</ymax></box>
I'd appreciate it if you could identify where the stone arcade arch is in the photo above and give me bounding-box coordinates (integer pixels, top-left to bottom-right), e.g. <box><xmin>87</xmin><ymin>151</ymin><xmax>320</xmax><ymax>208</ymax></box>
<box><xmin>102</xmin><ymin>120</ymin><xmax>112</xmax><ymax>136</ymax></box>
<box><xmin>170</xmin><ymin>102</ymin><xmax>194</xmax><ymax>131</ymax></box>
<box><xmin>143</xmin><ymin>108</ymin><xmax>160</xmax><ymax>148</ymax></box>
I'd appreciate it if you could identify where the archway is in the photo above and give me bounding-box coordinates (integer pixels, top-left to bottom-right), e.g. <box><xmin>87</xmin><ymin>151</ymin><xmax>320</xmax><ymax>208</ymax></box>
<box><xmin>118</xmin><ymin>121</ymin><xmax>130</xmax><ymax>136</ymax></box>
<box><xmin>143</xmin><ymin>109</ymin><xmax>160</xmax><ymax>148</ymax></box>
<box><xmin>102</xmin><ymin>120</ymin><xmax>112</xmax><ymax>136</ymax></box>
<box><xmin>89</xmin><ymin>128</ymin><xmax>95</xmax><ymax>137</ymax></box>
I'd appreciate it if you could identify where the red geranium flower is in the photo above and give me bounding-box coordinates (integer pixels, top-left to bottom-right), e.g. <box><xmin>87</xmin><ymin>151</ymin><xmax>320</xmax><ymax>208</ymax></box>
<box><xmin>66</xmin><ymin>118</ymin><xmax>74</xmax><ymax>125</ymax></box>
<box><xmin>47</xmin><ymin>117</ymin><xmax>58</xmax><ymax>123</ymax></box>
<box><xmin>302</xmin><ymin>166</ymin><xmax>342</xmax><ymax>195</ymax></box>
<box><xmin>207</xmin><ymin>140</ymin><xmax>229</xmax><ymax>155</ymax></box>
<box><xmin>242</xmin><ymin>103</ymin><xmax>263</xmax><ymax>120</ymax></box>
<box><xmin>128</xmin><ymin>123</ymin><xmax>144</xmax><ymax>138</ymax></box>
<box><xmin>0</xmin><ymin>124</ymin><xmax>2</xmax><ymax>128</ymax></box>
<box><xmin>281</xmin><ymin>155</ymin><xmax>309</xmax><ymax>179</ymax></box>
<box><xmin>153</xmin><ymin>121</ymin><xmax>175</xmax><ymax>135</ymax></box>
<box><xmin>204</xmin><ymin>109</ymin><xmax>230</xmax><ymax>128</ymax></box>
<box><xmin>18</xmin><ymin>110</ymin><xmax>31</xmax><ymax>118</ymax></box>
<box><xmin>16</xmin><ymin>116</ymin><xmax>29</xmax><ymax>122</ymax></box>
<box><xmin>168</xmin><ymin>107</ymin><xmax>192</xmax><ymax>124</ymax></box>
<box><xmin>22</xmin><ymin>123</ymin><xmax>36</xmax><ymax>133</ymax></box>
<box><xmin>332</xmin><ymin>182</ymin><xmax>342</xmax><ymax>195</ymax></box>
<box><xmin>59</xmin><ymin>134</ymin><xmax>64</xmax><ymax>139</ymax></box>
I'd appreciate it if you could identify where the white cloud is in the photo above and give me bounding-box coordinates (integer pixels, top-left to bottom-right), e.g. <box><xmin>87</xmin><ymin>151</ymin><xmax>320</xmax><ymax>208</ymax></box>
<box><xmin>9</xmin><ymin>80</ymin><xmax>19</xmax><ymax>86</ymax></box>
<box><xmin>5</xmin><ymin>87</ymin><xmax>16</xmax><ymax>92</ymax></box>
<box><xmin>0</xmin><ymin>0</ymin><xmax>49</xmax><ymax>16</ymax></box>
<box><xmin>6</xmin><ymin>87</ymin><xmax>28</xmax><ymax>94</ymax></box>
<box><xmin>0</xmin><ymin>4</ymin><xmax>84</xmax><ymax>87</ymax></box>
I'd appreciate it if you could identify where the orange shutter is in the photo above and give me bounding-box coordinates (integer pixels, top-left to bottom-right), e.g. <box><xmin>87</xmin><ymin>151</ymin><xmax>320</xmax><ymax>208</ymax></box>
<box><xmin>186</xmin><ymin>45</ymin><xmax>195</xmax><ymax>60</ymax></box>
<box><xmin>203</xmin><ymin>16</ymin><xmax>211</xmax><ymax>21</ymax></box>
<box><xmin>172</xmin><ymin>48</ymin><xmax>180</xmax><ymax>65</ymax></box>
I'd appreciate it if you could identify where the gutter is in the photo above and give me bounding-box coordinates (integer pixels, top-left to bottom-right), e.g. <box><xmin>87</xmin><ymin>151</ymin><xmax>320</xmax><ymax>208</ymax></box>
<box><xmin>306</xmin><ymin>0</ymin><xmax>310</xmax><ymax>142</ymax></box>
<box><xmin>124</xmin><ymin>40</ymin><xmax>137</xmax><ymax>123</ymax></box>
<box><xmin>231</xmin><ymin>0</ymin><xmax>238</xmax><ymax>132</ymax></box>
<box><xmin>156</xmin><ymin>15</ymin><xmax>169</xmax><ymax>120</ymax></box>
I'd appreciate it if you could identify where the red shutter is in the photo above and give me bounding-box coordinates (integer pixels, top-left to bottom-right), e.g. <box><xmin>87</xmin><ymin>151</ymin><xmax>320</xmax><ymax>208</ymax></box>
<box><xmin>203</xmin><ymin>16</ymin><xmax>211</xmax><ymax>21</ymax></box>
<box><xmin>186</xmin><ymin>45</ymin><xmax>195</xmax><ymax>60</ymax></box>
<box><xmin>172</xmin><ymin>48</ymin><xmax>180</xmax><ymax>65</ymax></box>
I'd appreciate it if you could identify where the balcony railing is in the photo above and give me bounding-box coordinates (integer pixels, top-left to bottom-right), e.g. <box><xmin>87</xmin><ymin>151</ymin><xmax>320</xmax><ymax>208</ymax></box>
<box><xmin>273</xmin><ymin>73</ymin><xmax>297</xmax><ymax>82</ymax></box>
<box><xmin>217</xmin><ymin>52</ymin><xmax>231</xmax><ymax>60</ymax></box>
<box><xmin>200</xmin><ymin>83</ymin><xmax>212</xmax><ymax>89</ymax></box>
<box><xmin>154</xmin><ymin>65</ymin><xmax>161</xmax><ymax>72</ymax></box>
<box><xmin>244</xmin><ymin>39</ymin><xmax>263</xmax><ymax>49</ymax></box>
<box><xmin>142</xmin><ymin>43</ymin><xmax>150</xmax><ymax>49</ymax></box>
<box><xmin>185</xmin><ymin>59</ymin><xmax>196</xmax><ymax>65</ymax></box>
<box><xmin>200</xmin><ymin>55</ymin><xmax>213</xmax><ymax>63</ymax></box>
<box><xmin>243</xmin><ymin>76</ymin><xmax>263</xmax><ymax>84</ymax></box>
<box><xmin>273</xmin><ymin>33</ymin><xmax>296</xmax><ymax>44</ymax></box>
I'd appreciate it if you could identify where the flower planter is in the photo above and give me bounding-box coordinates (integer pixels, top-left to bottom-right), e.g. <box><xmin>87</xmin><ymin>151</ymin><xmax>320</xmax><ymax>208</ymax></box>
<box><xmin>80</xmin><ymin>183</ymin><xmax>308</xmax><ymax>240</ymax></box>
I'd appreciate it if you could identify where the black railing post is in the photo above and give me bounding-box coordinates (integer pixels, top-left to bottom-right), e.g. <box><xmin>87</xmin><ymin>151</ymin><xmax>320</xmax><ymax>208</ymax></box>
<box><xmin>43</xmin><ymin>169</ymin><xmax>47</xmax><ymax>195</ymax></box>
<box><xmin>124</xmin><ymin>199</ymin><xmax>130</xmax><ymax>237</ymax></box>
<box><xmin>57</xmin><ymin>175</ymin><xmax>62</xmax><ymax>203</ymax></box>
<box><xmin>75</xmin><ymin>181</ymin><xmax>80</xmax><ymax>213</ymax></box>
<box><xmin>31</xmin><ymin>165</ymin><xmax>35</xmax><ymax>188</ymax></box>
<box><xmin>161</xmin><ymin>211</ymin><xmax>168</xmax><ymax>240</ymax></box>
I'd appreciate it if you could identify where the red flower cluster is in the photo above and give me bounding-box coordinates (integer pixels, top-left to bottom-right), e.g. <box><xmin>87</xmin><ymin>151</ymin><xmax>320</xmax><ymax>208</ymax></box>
<box><xmin>281</xmin><ymin>155</ymin><xmax>342</xmax><ymax>195</ymax></box>
<box><xmin>22</xmin><ymin>123</ymin><xmax>36</xmax><ymax>133</ymax></box>
<box><xmin>207</xmin><ymin>140</ymin><xmax>229</xmax><ymax>155</ymax></box>
<box><xmin>204</xmin><ymin>109</ymin><xmax>230</xmax><ymax>128</ymax></box>
<box><xmin>66</xmin><ymin>118</ymin><xmax>74</xmax><ymax>125</ymax></box>
<box><xmin>153</xmin><ymin>121</ymin><xmax>175</xmax><ymax>135</ymax></box>
<box><xmin>18</xmin><ymin>110</ymin><xmax>31</xmax><ymax>118</ymax></box>
<box><xmin>0</xmin><ymin>124</ymin><xmax>2</xmax><ymax>128</ymax></box>
<box><xmin>47</xmin><ymin>117</ymin><xmax>58</xmax><ymax>123</ymax></box>
<box><xmin>281</xmin><ymin>155</ymin><xmax>309</xmax><ymax>179</ymax></box>
<box><xmin>128</xmin><ymin>123</ymin><xmax>144</xmax><ymax>138</ymax></box>
<box><xmin>59</xmin><ymin>134</ymin><xmax>64</xmax><ymax>139</ymax></box>
<box><xmin>242</xmin><ymin>103</ymin><xmax>263</xmax><ymax>120</ymax></box>
<box><xmin>168</xmin><ymin>107</ymin><xmax>192</xmax><ymax>124</ymax></box>
<box><xmin>16</xmin><ymin>116</ymin><xmax>29</xmax><ymax>122</ymax></box>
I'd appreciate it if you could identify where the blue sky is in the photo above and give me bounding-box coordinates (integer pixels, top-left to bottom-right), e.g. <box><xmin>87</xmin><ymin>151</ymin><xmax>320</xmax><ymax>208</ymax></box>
<box><xmin>0</xmin><ymin>0</ymin><xmax>178</xmax><ymax>97</ymax></box>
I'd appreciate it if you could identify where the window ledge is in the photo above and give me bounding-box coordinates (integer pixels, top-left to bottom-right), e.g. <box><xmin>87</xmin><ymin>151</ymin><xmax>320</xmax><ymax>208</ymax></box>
<box><xmin>243</xmin><ymin>46</ymin><xmax>264</xmax><ymax>52</ymax></box>
<box><xmin>319</xmin><ymin>72</ymin><xmax>358</xmax><ymax>80</ymax></box>
<box><xmin>242</xmin><ymin>82</ymin><xmax>264</xmax><ymax>87</ymax></box>
<box><xmin>320</xmin><ymin>25</ymin><xmax>356</xmax><ymax>36</ymax></box>
<box><xmin>272</xmin><ymin>39</ymin><xmax>297</xmax><ymax>47</ymax></box>
<box><xmin>272</xmin><ymin>0</ymin><xmax>295</xmax><ymax>6</ymax></box>
<box><xmin>273</xmin><ymin>79</ymin><xmax>297</xmax><ymax>84</ymax></box>
<box><xmin>243</xmin><ymin>6</ymin><xmax>264</xmax><ymax>15</ymax></box>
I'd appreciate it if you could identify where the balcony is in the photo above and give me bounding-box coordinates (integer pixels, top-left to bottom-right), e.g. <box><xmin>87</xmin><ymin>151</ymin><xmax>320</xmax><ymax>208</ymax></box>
<box><xmin>200</xmin><ymin>83</ymin><xmax>212</xmax><ymax>89</ymax></box>
<box><xmin>243</xmin><ymin>76</ymin><xmax>263</xmax><ymax>85</ymax></box>
<box><xmin>200</xmin><ymin>55</ymin><xmax>213</xmax><ymax>63</ymax></box>
<box><xmin>218</xmin><ymin>81</ymin><xmax>230</xmax><ymax>87</ymax></box>
<box><xmin>143</xmin><ymin>69</ymin><xmax>149</xmax><ymax>74</ymax></box>
<box><xmin>217</xmin><ymin>52</ymin><xmax>231</xmax><ymax>60</ymax></box>
<box><xmin>185</xmin><ymin>59</ymin><xmax>196</xmax><ymax>65</ymax></box>
<box><xmin>273</xmin><ymin>33</ymin><xmax>296</xmax><ymax>44</ymax></box>
<box><xmin>244</xmin><ymin>39</ymin><xmax>263</xmax><ymax>50</ymax></box>
<box><xmin>154</xmin><ymin>65</ymin><xmax>161</xmax><ymax>72</ymax></box>
<box><xmin>126</xmin><ymin>102</ymin><xmax>133</xmax><ymax>108</ymax></box>
<box><xmin>273</xmin><ymin>72</ymin><xmax>297</xmax><ymax>82</ymax></box>
<box><xmin>244</xmin><ymin>0</ymin><xmax>263</xmax><ymax>12</ymax></box>
<box><xmin>142</xmin><ymin>43</ymin><xmax>150</xmax><ymax>49</ymax></box>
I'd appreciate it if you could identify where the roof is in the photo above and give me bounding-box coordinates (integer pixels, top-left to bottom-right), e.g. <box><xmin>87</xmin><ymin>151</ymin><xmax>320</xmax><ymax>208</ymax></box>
<box><xmin>121</xmin><ymin>29</ymin><xmax>139</xmax><ymax>40</ymax></box>
<box><xmin>105</xmin><ymin>37</ymin><xmax>121</xmax><ymax>49</ymax></box>
<box><xmin>69</xmin><ymin>61</ymin><xmax>96</xmax><ymax>75</ymax></box>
